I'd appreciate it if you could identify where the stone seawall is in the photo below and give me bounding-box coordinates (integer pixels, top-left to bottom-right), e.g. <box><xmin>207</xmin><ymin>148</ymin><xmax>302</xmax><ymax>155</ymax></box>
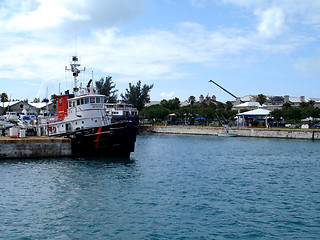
<box><xmin>144</xmin><ymin>126</ymin><xmax>320</xmax><ymax>140</ymax></box>
<box><xmin>0</xmin><ymin>137</ymin><xmax>72</xmax><ymax>159</ymax></box>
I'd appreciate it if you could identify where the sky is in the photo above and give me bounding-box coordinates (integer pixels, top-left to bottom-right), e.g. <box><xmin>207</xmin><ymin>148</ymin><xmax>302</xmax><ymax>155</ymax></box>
<box><xmin>0</xmin><ymin>0</ymin><xmax>320</xmax><ymax>103</ymax></box>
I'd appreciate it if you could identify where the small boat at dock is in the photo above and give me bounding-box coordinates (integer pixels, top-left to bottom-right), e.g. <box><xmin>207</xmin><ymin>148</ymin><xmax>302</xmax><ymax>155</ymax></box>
<box><xmin>218</xmin><ymin>125</ymin><xmax>238</xmax><ymax>137</ymax></box>
<box><xmin>217</xmin><ymin>133</ymin><xmax>238</xmax><ymax>137</ymax></box>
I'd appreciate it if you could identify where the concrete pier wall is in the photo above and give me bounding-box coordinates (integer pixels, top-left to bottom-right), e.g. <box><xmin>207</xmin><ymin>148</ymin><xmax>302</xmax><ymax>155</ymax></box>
<box><xmin>148</xmin><ymin>126</ymin><xmax>320</xmax><ymax>140</ymax></box>
<box><xmin>0</xmin><ymin>137</ymin><xmax>72</xmax><ymax>159</ymax></box>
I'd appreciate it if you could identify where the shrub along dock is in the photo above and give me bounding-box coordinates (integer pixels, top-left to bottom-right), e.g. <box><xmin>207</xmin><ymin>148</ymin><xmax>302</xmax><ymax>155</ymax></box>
<box><xmin>0</xmin><ymin>136</ymin><xmax>72</xmax><ymax>159</ymax></box>
<box><xmin>142</xmin><ymin>126</ymin><xmax>320</xmax><ymax>140</ymax></box>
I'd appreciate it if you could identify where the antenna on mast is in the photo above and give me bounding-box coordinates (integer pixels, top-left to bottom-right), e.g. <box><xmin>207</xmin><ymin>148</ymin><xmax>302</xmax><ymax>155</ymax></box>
<box><xmin>65</xmin><ymin>56</ymin><xmax>86</xmax><ymax>95</ymax></box>
<box><xmin>75</xmin><ymin>31</ymin><xmax>77</xmax><ymax>56</ymax></box>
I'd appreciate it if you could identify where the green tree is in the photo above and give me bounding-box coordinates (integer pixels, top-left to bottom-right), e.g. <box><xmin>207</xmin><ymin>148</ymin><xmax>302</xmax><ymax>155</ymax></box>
<box><xmin>301</xmin><ymin>107</ymin><xmax>320</xmax><ymax>119</ymax></box>
<box><xmin>299</xmin><ymin>101</ymin><xmax>308</xmax><ymax>108</ymax></box>
<box><xmin>140</xmin><ymin>104</ymin><xmax>169</xmax><ymax>120</ymax></box>
<box><xmin>33</xmin><ymin>98</ymin><xmax>40</xmax><ymax>103</ymax></box>
<box><xmin>170</xmin><ymin>97</ymin><xmax>180</xmax><ymax>110</ymax></box>
<box><xmin>270</xmin><ymin>109</ymin><xmax>284</xmax><ymax>121</ymax></box>
<box><xmin>95</xmin><ymin>76</ymin><xmax>118</xmax><ymax>103</ymax></box>
<box><xmin>42</xmin><ymin>98</ymin><xmax>49</xmax><ymax>103</ymax></box>
<box><xmin>282</xmin><ymin>102</ymin><xmax>291</xmax><ymax>110</ymax></box>
<box><xmin>160</xmin><ymin>99</ymin><xmax>168</xmax><ymax>108</ymax></box>
<box><xmin>51</xmin><ymin>94</ymin><xmax>57</xmax><ymax>104</ymax></box>
<box><xmin>161</xmin><ymin>97</ymin><xmax>181</xmax><ymax>111</ymax></box>
<box><xmin>121</xmin><ymin>80</ymin><xmax>154</xmax><ymax>111</ymax></box>
<box><xmin>1</xmin><ymin>93</ymin><xmax>8</xmax><ymax>102</ymax></box>
<box><xmin>284</xmin><ymin>107</ymin><xmax>301</xmax><ymax>122</ymax></box>
<box><xmin>188</xmin><ymin>96</ymin><xmax>196</xmax><ymax>106</ymax></box>
<box><xmin>308</xmin><ymin>100</ymin><xmax>315</xmax><ymax>107</ymax></box>
<box><xmin>216</xmin><ymin>102</ymin><xmax>225</xmax><ymax>110</ymax></box>
<box><xmin>225</xmin><ymin>101</ymin><xmax>233</xmax><ymax>111</ymax></box>
<box><xmin>257</xmin><ymin>94</ymin><xmax>267</xmax><ymax>106</ymax></box>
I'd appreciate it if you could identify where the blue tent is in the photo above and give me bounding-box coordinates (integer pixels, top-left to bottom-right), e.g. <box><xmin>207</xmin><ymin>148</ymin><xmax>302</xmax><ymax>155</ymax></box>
<box><xmin>195</xmin><ymin>117</ymin><xmax>207</xmax><ymax>121</ymax></box>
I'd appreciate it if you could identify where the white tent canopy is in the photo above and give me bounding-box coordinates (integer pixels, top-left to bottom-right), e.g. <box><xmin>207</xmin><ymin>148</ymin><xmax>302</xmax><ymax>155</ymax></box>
<box><xmin>237</xmin><ymin>108</ymin><xmax>270</xmax><ymax>116</ymax></box>
<box><xmin>237</xmin><ymin>108</ymin><xmax>270</xmax><ymax>127</ymax></box>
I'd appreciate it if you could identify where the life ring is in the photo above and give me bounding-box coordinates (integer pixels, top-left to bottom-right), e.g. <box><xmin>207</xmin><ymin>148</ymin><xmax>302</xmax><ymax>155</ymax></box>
<box><xmin>53</xmin><ymin>126</ymin><xmax>57</xmax><ymax>133</ymax></box>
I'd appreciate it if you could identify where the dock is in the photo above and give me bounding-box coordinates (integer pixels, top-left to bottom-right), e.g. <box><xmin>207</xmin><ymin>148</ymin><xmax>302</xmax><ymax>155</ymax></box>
<box><xmin>142</xmin><ymin>126</ymin><xmax>320</xmax><ymax>140</ymax></box>
<box><xmin>0</xmin><ymin>136</ymin><xmax>72</xmax><ymax>159</ymax></box>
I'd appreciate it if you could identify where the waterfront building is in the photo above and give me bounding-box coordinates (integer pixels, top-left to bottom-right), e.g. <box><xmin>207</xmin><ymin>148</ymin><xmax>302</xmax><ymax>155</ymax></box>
<box><xmin>233</xmin><ymin>95</ymin><xmax>320</xmax><ymax>111</ymax></box>
<box><xmin>0</xmin><ymin>101</ymin><xmax>56</xmax><ymax>115</ymax></box>
<box><xmin>0</xmin><ymin>101</ymin><xmax>34</xmax><ymax>114</ymax></box>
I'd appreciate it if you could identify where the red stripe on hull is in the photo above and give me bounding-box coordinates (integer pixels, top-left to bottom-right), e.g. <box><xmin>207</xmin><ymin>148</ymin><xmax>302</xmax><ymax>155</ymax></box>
<box><xmin>94</xmin><ymin>126</ymin><xmax>103</xmax><ymax>149</ymax></box>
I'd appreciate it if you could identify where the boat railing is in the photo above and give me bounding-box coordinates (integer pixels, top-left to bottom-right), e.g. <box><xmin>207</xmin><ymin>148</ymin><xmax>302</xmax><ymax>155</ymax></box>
<box><xmin>37</xmin><ymin>116</ymin><xmax>59</xmax><ymax>125</ymax></box>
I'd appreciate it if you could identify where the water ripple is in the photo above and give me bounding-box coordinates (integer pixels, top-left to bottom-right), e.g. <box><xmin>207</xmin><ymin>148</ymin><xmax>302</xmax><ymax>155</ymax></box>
<box><xmin>1</xmin><ymin>135</ymin><xmax>320</xmax><ymax>239</ymax></box>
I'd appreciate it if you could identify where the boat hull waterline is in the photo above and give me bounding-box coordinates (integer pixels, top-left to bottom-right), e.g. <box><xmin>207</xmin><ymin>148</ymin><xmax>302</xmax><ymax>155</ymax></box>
<box><xmin>69</xmin><ymin>121</ymin><xmax>138</xmax><ymax>158</ymax></box>
<box><xmin>217</xmin><ymin>133</ymin><xmax>238</xmax><ymax>137</ymax></box>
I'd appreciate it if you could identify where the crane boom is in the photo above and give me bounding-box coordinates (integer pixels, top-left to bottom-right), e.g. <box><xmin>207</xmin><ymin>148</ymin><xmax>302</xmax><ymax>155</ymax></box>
<box><xmin>209</xmin><ymin>80</ymin><xmax>243</xmax><ymax>102</ymax></box>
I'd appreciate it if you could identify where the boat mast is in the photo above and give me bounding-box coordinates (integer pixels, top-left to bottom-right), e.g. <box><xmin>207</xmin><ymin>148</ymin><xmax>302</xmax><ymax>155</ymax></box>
<box><xmin>65</xmin><ymin>56</ymin><xmax>86</xmax><ymax>96</ymax></box>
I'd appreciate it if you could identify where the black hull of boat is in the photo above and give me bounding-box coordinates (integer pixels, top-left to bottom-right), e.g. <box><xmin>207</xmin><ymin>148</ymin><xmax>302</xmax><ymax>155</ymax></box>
<box><xmin>69</xmin><ymin>121</ymin><xmax>138</xmax><ymax>158</ymax></box>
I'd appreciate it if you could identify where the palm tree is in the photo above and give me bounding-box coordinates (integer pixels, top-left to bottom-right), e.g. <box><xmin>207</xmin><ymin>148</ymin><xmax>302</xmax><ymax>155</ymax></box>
<box><xmin>1</xmin><ymin>93</ymin><xmax>8</xmax><ymax>102</ymax></box>
<box><xmin>188</xmin><ymin>96</ymin><xmax>196</xmax><ymax>106</ymax></box>
<box><xmin>257</xmin><ymin>94</ymin><xmax>267</xmax><ymax>106</ymax></box>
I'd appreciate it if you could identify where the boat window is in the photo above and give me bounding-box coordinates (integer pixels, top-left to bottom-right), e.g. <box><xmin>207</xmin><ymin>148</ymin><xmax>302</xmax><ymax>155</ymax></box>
<box><xmin>90</xmin><ymin>97</ymin><xmax>95</xmax><ymax>103</ymax></box>
<box><xmin>77</xmin><ymin>100</ymin><xmax>80</xmax><ymax>106</ymax></box>
<box><xmin>81</xmin><ymin>99</ymin><xmax>84</xmax><ymax>105</ymax></box>
<box><xmin>85</xmin><ymin>98</ymin><xmax>89</xmax><ymax>104</ymax></box>
<box><xmin>59</xmin><ymin>99</ymin><xmax>62</xmax><ymax>106</ymax></box>
<box><xmin>96</xmin><ymin>97</ymin><xmax>101</xmax><ymax>103</ymax></box>
<box><xmin>73</xmin><ymin>101</ymin><xmax>75</xmax><ymax>107</ymax></box>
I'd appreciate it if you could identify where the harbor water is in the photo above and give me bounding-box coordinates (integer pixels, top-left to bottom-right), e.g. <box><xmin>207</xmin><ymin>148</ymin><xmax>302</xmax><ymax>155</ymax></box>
<box><xmin>1</xmin><ymin>134</ymin><xmax>320</xmax><ymax>239</ymax></box>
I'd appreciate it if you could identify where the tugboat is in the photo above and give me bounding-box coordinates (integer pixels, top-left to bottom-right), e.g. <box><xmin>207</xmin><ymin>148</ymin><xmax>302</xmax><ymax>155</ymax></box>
<box><xmin>37</xmin><ymin>56</ymin><xmax>138</xmax><ymax>158</ymax></box>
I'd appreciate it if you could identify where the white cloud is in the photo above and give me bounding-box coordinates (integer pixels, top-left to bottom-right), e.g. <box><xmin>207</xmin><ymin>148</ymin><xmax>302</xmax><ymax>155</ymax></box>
<box><xmin>222</xmin><ymin>0</ymin><xmax>320</xmax><ymax>32</ymax></box>
<box><xmin>160</xmin><ymin>91</ymin><xmax>175</xmax><ymax>99</ymax></box>
<box><xmin>0</xmin><ymin>0</ymin><xmax>318</xmax><ymax>100</ymax></box>
<box><xmin>0</xmin><ymin>17</ymin><xmax>308</xmax><ymax>99</ymax></box>
<box><xmin>255</xmin><ymin>7</ymin><xmax>285</xmax><ymax>38</ymax></box>
<box><xmin>1</xmin><ymin>0</ymin><xmax>147</xmax><ymax>33</ymax></box>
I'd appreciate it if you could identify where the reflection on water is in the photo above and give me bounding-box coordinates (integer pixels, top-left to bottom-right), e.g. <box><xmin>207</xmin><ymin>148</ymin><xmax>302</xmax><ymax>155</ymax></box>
<box><xmin>1</xmin><ymin>134</ymin><xmax>320</xmax><ymax>239</ymax></box>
